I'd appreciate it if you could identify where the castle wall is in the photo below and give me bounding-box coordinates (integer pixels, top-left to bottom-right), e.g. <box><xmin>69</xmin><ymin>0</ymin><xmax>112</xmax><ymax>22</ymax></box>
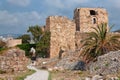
<box><xmin>46</xmin><ymin>16</ymin><xmax>76</xmax><ymax>58</ymax></box>
<box><xmin>6</xmin><ymin>39</ymin><xmax>22</xmax><ymax>48</ymax></box>
<box><xmin>45</xmin><ymin>8</ymin><xmax>109</xmax><ymax>58</ymax></box>
<box><xmin>74</xmin><ymin>8</ymin><xmax>108</xmax><ymax>32</ymax></box>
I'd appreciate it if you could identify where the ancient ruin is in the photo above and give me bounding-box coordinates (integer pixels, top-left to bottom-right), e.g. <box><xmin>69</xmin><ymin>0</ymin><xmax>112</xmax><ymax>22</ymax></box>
<box><xmin>0</xmin><ymin>36</ymin><xmax>22</xmax><ymax>48</ymax></box>
<box><xmin>74</xmin><ymin>8</ymin><xmax>108</xmax><ymax>32</ymax></box>
<box><xmin>46</xmin><ymin>16</ymin><xmax>76</xmax><ymax>58</ymax></box>
<box><xmin>0</xmin><ymin>48</ymin><xmax>28</xmax><ymax>73</ymax></box>
<box><xmin>45</xmin><ymin>8</ymin><xmax>108</xmax><ymax>58</ymax></box>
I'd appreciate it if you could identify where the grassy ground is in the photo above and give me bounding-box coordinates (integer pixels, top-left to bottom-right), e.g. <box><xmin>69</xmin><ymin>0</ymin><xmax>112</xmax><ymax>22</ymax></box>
<box><xmin>48</xmin><ymin>72</ymin><xmax>52</xmax><ymax>80</ymax></box>
<box><xmin>14</xmin><ymin>69</ymin><xmax>36</xmax><ymax>80</ymax></box>
<box><xmin>0</xmin><ymin>69</ymin><xmax>35</xmax><ymax>80</ymax></box>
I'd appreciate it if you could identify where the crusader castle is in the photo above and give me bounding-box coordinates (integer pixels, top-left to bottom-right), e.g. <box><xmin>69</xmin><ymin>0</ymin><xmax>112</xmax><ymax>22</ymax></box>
<box><xmin>44</xmin><ymin>8</ymin><xmax>108</xmax><ymax>58</ymax></box>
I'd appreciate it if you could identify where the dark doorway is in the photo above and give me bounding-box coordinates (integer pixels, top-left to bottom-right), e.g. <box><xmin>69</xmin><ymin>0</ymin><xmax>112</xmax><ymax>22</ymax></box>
<box><xmin>93</xmin><ymin>18</ymin><xmax>96</xmax><ymax>24</ymax></box>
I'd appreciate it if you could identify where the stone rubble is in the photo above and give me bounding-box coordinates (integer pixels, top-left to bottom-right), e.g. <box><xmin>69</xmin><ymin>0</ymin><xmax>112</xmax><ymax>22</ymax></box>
<box><xmin>0</xmin><ymin>48</ymin><xmax>28</xmax><ymax>73</ymax></box>
<box><xmin>88</xmin><ymin>50</ymin><xmax>120</xmax><ymax>75</ymax></box>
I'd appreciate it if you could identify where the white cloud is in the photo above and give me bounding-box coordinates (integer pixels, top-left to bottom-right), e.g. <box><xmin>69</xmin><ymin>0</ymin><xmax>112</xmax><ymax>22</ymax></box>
<box><xmin>0</xmin><ymin>10</ymin><xmax>18</xmax><ymax>26</ymax></box>
<box><xmin>0</xmin><ymin>10</ymin><xmax>44</xmax><ymax>27</ymax></box>
<box><xmin>44</xmin><ymin>0</ymin><xmax>64</xmax><ymax>9</ymax></box>
<box><xmin>44</xmin><ymin>0</ymin><xmax>89</xmax><ymax>9</ymax></box>
<box><xmin>7</xmin><ymin>0</ymin><xmax>31</xmax><ymax>7</ymax></box>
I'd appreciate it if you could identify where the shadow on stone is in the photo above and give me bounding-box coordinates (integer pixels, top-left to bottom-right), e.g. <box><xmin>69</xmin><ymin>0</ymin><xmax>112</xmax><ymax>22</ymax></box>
<box><xmin>73</xmin><ymin>61</ymin><xmax>86</xmax><ymax>71</ymax></box>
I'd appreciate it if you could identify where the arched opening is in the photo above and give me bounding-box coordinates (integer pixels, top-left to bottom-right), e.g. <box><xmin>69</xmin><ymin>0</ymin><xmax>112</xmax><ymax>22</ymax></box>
<box><xmin>92</xmin><ymin>18</ymin><xmax>97</xmax><ymax>24</ymax></box>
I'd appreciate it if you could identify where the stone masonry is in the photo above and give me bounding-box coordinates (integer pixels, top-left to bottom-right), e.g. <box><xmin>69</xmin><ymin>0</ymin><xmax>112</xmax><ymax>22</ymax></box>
<box><xmin>45</xmin><ymin>8</ymin><xmax>108</xmax><ymax>58</ymax></box>
<box><xmin>46</xmin><ymin>16</ymin><xmax>76</xmax><ymax>58</ymax></box>
<box><xmin>0</xmin><ymin>48</ymin><xmax>28</xmax><ymax>73</ymax></box>
<box><xmin>74</xmin><ymin>8</ymin><xmax>108</xmax><ymax>32</ymax></box>
<box><xmin>6</xmin><ymin>39</ymin><xmax>22</xmax><ymax>48</ymax></box>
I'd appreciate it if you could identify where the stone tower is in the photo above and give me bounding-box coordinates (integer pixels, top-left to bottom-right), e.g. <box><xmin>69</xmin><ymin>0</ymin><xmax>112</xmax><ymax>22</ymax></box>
<box><xmin>45</xmin><ymin>8</ymin><xmax>109</xmax><ymax>58</ymax></box>
<box><xmin>74</xmin><ymin>8</ymin><xmax>108</xmax><ymax>32</ymax></box>
<box><xmin>46</xmin><ymin>16</ymin><xmax>76</xmax><ymax>58</ymax></box>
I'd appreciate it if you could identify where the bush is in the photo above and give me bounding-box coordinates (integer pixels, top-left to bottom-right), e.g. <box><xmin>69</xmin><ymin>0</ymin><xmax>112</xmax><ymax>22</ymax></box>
<box><xmin>17</xmin><ymin>34</ymin><xmax>30</xmax><ymax>44</ymax></box>
<box><xmin>0</xmin><ymin>70</ymin><xmax>6</xmax><ymax>74</ymax></box>
<box><xmin>17</xmin><ymin>44</ymin><xmax>36</xmax><ymax>57</ymax></box>
<box><xmin>17</xmin><ymin>31</ymin><xmax>50</xmax><ymax>58</ymax></box>
<box><xmin>0</xmin><ymin>47</ymin><xmax>5</xmax><ymax>51</ymax></box>
<box><xmin>36</xmin><ymin>31</ymin><xmax>50</xmax><ymax>58</ymax></box>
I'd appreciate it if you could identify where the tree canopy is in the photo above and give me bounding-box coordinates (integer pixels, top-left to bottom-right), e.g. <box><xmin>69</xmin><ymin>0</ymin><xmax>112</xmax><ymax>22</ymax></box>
<box><xmin>17</xmin><ymin>34</ymin><xmax>30</xmax><ymax>44</ymax></box>
<box><xmin>27</xmin><ymin>25</ymin><xmax>43</xmax><ymax>43</ymax></box>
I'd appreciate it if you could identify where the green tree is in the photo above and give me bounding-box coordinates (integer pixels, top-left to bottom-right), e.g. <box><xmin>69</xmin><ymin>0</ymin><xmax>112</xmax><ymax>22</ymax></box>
<box><xmin>17</xmin><ymin>44</ymin><xmax>36</xmax><ymax>57</ymax></box>
<box><xmin>27</xmin><ymin>25</ymin><xmax>43</xmax><ymax>42</ymax></box>
<box><xmin>17</xmin><ymin>34</ymin><xmax>30</xmax><ymax>43</ymax></box>
<box><xmin>81</xmin><ymin>23</ymin><xmax>120</xmax><ymax>62</ymax></box>
<box><xmin>36</xmin><ymin>31</ymin><xmax>50</xmax><ymax>58</ymax></box>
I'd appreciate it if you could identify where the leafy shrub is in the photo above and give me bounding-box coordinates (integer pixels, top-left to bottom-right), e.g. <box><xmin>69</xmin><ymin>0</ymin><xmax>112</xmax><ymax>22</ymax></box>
<box><xmin>0</xmin><ymin>70</ymin><xmax>6</xmax><ymax>74</ymax></box>
<box><xmin>36</xmin><ymin>31</ymin><xmax>50</xmax><ymax>58</ymax></box>
<box><xmin>17</xmin><ymin>44</ymin><xmax>36</xmax><ymax>57</ymax></box>
<box><xmin>17</xmin><ymin>34</ymin><xmax>30</xmax><ymax>44</ymax></box>
<box><xmin>0</xmin><ymin>47</ymin><xmax>5</xmax><ymax>51</ymax></box>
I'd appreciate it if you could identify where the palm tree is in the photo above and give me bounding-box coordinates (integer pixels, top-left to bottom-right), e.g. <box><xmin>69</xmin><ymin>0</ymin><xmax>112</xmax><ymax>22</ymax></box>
<box><xmin>81</xmin><ymin>23</ymin><xmax>120</xmax><ymax>62</ymax></box>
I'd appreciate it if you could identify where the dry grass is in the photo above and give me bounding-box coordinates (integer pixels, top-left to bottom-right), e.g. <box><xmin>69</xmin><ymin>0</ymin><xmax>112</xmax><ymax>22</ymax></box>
<box><xmin>50</xmin><ymin>70</ymin><xmax>90</xmax><ymax>80</ymax></box>
<box><xmin>50</xmin><ymin>70</ymin><xmax>120</xmax><ymax>80</ymax></box>
<box><xmin>0</xmin><ymin>69</ymin><xmax>35</xmax><ymax>80</ymax></box>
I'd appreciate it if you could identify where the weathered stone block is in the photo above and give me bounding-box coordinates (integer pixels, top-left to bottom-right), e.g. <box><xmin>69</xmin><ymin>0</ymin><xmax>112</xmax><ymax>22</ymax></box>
<box><xmin>46</xmin><ymin>16</ymin><xmax>76</xmax><ymax>58</ymax></box>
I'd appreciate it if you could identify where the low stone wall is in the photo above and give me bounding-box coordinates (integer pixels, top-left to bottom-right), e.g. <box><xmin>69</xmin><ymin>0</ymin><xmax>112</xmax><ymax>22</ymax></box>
<box><xmin>0</xmin><ymin>48</ymin><xmax>28</xmax><ymax>73</ymax></box>
<box><xmin>6</xmin><ymin>39</ymin><xmax>22</xmax><ymax>48</ymax></box>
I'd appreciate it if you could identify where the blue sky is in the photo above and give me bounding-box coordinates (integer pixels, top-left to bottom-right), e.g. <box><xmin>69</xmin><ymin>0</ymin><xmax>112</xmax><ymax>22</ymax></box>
<box><xmin>0</xmin><ymin>0</ymin><xmax>120</xmax><ymax>34</ymax></box>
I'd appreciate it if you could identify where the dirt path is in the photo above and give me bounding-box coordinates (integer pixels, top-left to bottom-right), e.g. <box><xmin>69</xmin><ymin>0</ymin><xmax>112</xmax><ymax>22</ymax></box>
<box><xmin>24</xmin><ymin>65</ymin><xmax>49</xmax><ymax>80</ymax></box>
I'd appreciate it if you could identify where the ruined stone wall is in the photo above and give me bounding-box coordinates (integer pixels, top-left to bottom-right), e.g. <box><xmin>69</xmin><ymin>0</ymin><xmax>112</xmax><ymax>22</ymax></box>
<box><xmin>74</xmin><ymin>8</ymin><xmax>108</xmax><ymax>32</ymax></box>
<box><xmin>6</xmin><ymin>39</ymin><xmax>22</xmax><ymax>48</ymax></box>
<box><xmin>46</xmin><ymin>16</ymin><xmax>76</xmax><ymax>58</ymax></box>
<box><xmin>0</xmin><ymin>48</ymin><xmax>28</xmax><ymax>73</ymax></box>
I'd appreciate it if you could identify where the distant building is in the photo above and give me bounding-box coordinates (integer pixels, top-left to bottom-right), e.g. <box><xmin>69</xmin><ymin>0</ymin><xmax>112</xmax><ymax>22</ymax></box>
<box><xmin>6</xmin><ymin>38</ymin><xmax>22</xmax><ymax>48</ymax></box>
<box><xmin>0</xmin><ymin>36</ymin><xmax>22</xmax><ymax>48</ymax></box>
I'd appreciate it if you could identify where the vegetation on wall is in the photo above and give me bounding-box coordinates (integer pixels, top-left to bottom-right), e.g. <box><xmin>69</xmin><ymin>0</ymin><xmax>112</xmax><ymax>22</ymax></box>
<box><xmin>81</xmin><ymin>23</ymin><xmax>120</xmax><ymax>62</ymax></box>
